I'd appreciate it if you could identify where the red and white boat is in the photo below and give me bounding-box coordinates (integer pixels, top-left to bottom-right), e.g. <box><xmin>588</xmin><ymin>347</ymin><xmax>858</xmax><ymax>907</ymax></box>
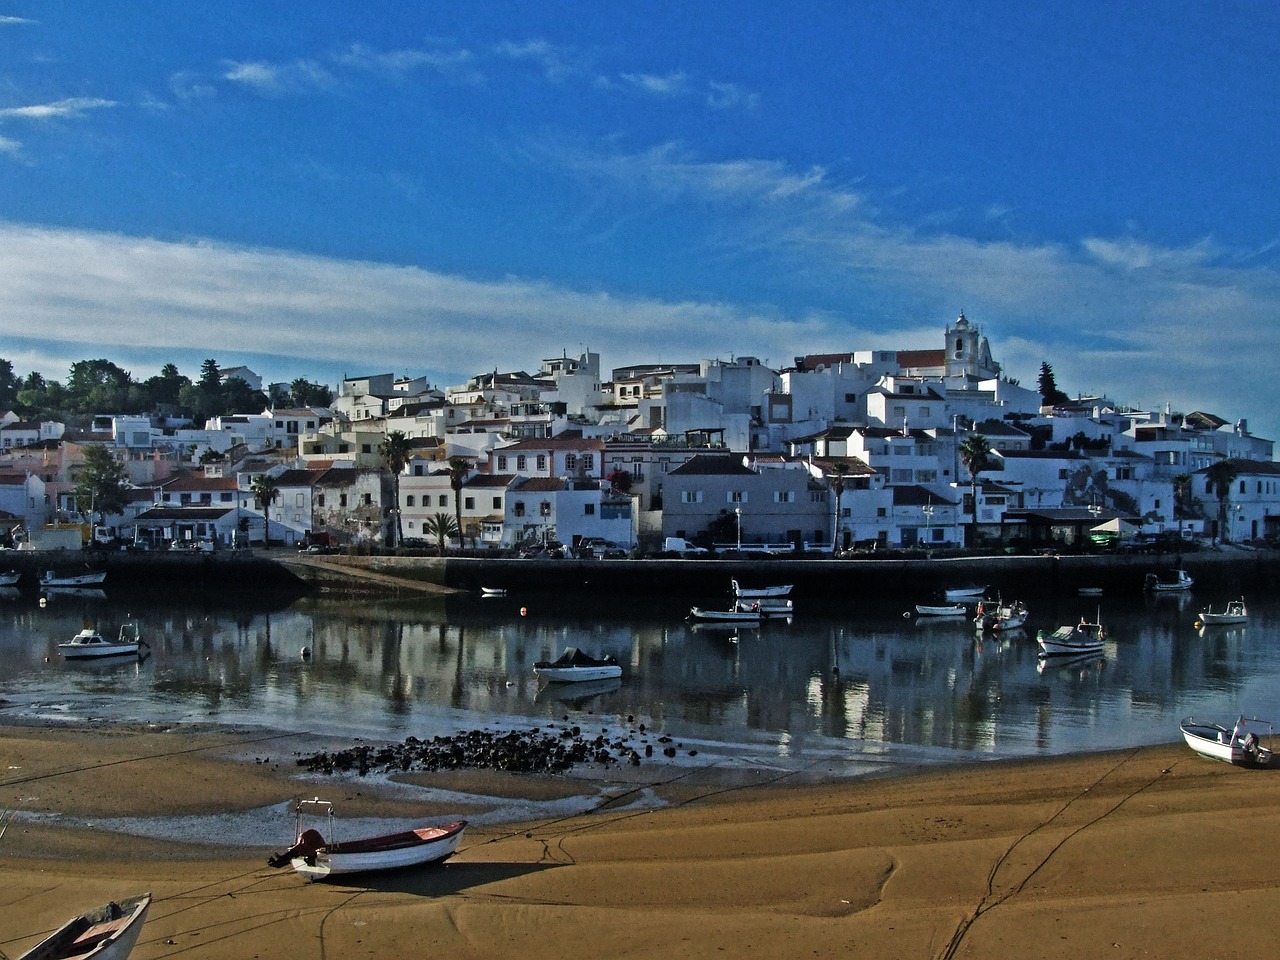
<box><xmin>15</xmin><ymin>893</ymin><xmax>150</xmax><ymax>960</ymax></box>
<box><xmin>268</xmin><ymin>799</ymin><xmax>466</xmax><ymax>882</ymax></box>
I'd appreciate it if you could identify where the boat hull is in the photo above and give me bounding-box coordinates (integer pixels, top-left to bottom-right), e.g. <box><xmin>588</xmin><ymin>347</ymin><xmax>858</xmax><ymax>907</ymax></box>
<box><xmin>1180</xmin><ymin>720</ymin><xmax>1273</xmax><ymax>768</ymax></box>
<box><xmin>59</xmin><ymin>643</ymin><xmax>141</xmax><ymax>659</ymax></box>
<box><xmin>17</xmin><ymin>893</ymin><xmax>150</xmax><ymax>960</ymax></box>
<box><xmin>915</xmin><ymin>604</ymin><xmax>967</xmax><ymax>616</ymax></box>
<box><xmin>731</xmin><ymin>580</ymin><xmax>792</xmax><ymax>599</ymax></box>
<box><xmin>689</xmin><ymin>607</ymin><xmax>760</xmax><ymax>622</ymax></box>
<box><xmin>290</xmin><ymin>821</ymin><xmax>467</xmax><ymax>882</ymax></box>
<box><xmin>534</xmin><ymin>664</ymin><xmax>623</xmax><ymax>683</ymax></box>
<box><xmin>41</xmin><ymin>572</ymin><xmax>108</xmax><ymax>587</ymax></box>
<box><xmin>1037</xmin><ymin>623</ymin><xmax>1105</xmax><ymax>657</ymax></box>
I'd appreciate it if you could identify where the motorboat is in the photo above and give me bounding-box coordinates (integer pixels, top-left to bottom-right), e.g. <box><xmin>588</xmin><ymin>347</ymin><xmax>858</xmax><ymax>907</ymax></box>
<box><xmin>915</xmin><ymin>602</ymin><xmax>967</xmax><ymax>617</ymax></box>
<box><xmin>0</xmin><ymin>569</ymin><xmax>19</xmax><ymax>587</ymax></box>
<box><xmin>1180</xmin><ymin>716</ymin><xmax>1273</xmax><ymax>767</ymax></box>
<box><xmin>1196</xmin><ymin>598</ymin><xmax>1248</xmax><ymax>626</ymax></box>
<box><xmin>480</xmin><ymin>586</ymin><xmax>507</xmax><ymax>597</ymax></box>
<box><xmin>974</xmin><ymin>599</ymin><xmax>1028</xmax><ymax>633</ymax></box>
<box><xmin>268</xmin><ymin>798</ymin><xmax>466</xmax><ymax>882</ymax></box>
<box><xmin>688</xmin><ymin>605</ymin><xmax>762</xmax><ymax>623</ymax></box>
<box><xmin>944</xmin><ymin>585</ymin><xmax>987</xmax><ymax>602</ymax></box>
<box><xmin>731</xmin><ymin>579</ymin><xmax>792</xmax><ymax>599</ymax></box>
<box><xmin>533</xmin><ymin>647</ymin><xmax>623</xmax><ymax>683</ymax></box>
<box><xmin>58</xmin><ymin>623</ymin><xmax>146</xmax><ymax>660</ymax></box>
<box><xmin>14</xmin><ymin>893</ymin><xmax>150</xmax><ymax>960</ymax></box>
<box><xmin>1037</xmin><ymin>619</ymin><xmax>1106</xmax><ymax>657</ymax></box>
<box><xmin>41</xmin><ymin>569</ymin><xmax>108</xmax><ymax>588</ymax></box>
<box><xmin>1145</xmin><ymin>568</ymin><xmax>1193</xmax><ymax>593</ymax></box>
<box><xmin>738</xmin><ymin>598</ymin><xmax>793</xmax><ymax>618</ymax></box>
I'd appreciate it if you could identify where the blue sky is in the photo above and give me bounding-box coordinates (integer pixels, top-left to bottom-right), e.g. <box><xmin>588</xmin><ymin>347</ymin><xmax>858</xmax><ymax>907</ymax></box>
<box><xmin>2</xmin><ymin>3</ymin><xmax>1278</xmax><ymax>441</ymax></box>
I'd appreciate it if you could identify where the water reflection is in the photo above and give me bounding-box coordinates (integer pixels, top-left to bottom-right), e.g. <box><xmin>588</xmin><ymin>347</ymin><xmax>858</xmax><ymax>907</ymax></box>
<box><xmin>2</xmin><ymin>587</ymin><xmax>1279</xmax><ymax>762</ymax></box>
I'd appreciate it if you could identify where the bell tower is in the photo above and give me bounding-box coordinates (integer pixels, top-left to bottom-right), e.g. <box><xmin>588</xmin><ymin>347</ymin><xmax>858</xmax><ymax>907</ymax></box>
<box><xmin>944</xmin><ymin>312</ymin><xmax>999</xmax><ymax>381</ymax></box>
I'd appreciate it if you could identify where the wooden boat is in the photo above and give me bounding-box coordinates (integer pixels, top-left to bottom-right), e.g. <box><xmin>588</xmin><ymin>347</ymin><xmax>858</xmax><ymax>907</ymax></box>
<box><xmin>944</xmin><ymin>585</ymin><xmax>987</xmax><ymax>602</ymax></box>
<box><xmin>533</xmin><ymin>647</ymin><xmax>623</xmax><ymax>683</ymax></box>
<box><xmin>974</xmin><ymin>599</ymin><xmax>1028</xmax><ymax>633</ymax></box>
<box><xmin>479</xmin><ymin>586</ymin><xmax>507</xmax><ymax>597</ymax></box>
<box><xmin>688</xmin><ymin>605</ymin><xmax>761</xmax><ymax>623</ymax></box>
<box><xmin>1145</xmin><ymin>568</ymin><xmax>1193</xmax><ymax>593</ymax></box>
<box><xmin>41</xmin><ymin>570</ymin><xmax>107</xmax><ymax>588</ymax></box>
<box><xmin>58</xmin><ymin>623</ymin><xmax>146</xmax><ymax>660</ymax></box>
<box><xmin>268</xmin><ymin>799</ymin><xmax>467</xmax><ymax>882</ymax></box>
<box><xmin>1180</xmin><ymin>716</ymin><xmax>1273</xmax><ymax>767</ymax></box>
<box><xmin>1037</xmin><ymin>619</ymin><xmax>1106</xmax><ymax>657</ymax></box>
<box><xmin>0</xmin><ymin>569</ymin><xmax>19</xmax><ymax>587</ymax></box>
<box><xmin>1196</xmin><ymin>598</ymin><xmax>1248</xmax><ymax>626</ymax></box>
<box><xmin>915</xmin><ymin>602</ymin><xmax>967</xmax><ymax>617</ymax></box>
<box><xmin>731</xmin><ymin>580</ymin><xmax>792</xmax><ymax>599</ymax></box>
<box><xmin>15</xmin><ymin>893</ymin><xmax>150</xmax><ymax>960</ymax></box>
<box><xmin>738</xmin><ymin>598</ymin><xmax>793</xmax><ymax>618</ymax></box>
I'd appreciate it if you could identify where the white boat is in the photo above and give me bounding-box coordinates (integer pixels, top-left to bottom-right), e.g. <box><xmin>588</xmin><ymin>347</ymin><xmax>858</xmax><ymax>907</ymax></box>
<box><xmin>1180</xmin><ymin>716</ymin><xmax>1273</xmax><ymax>767</ymax></box>
<box><xmin>479</xmin><ymin>586</ymin><xmax>507</xmax><ymax>597</ymax></box>
<box><xmin>688</xmin><ymin>605</ymin><xmax>761</xmax><ymax>623</ymax></box>
<box><xmin>731</xmin><ymin>579</ymin><xmax>792</xmax><ymax>599</ymax></box>
<box><xmin>41</xmin><ymin>570</ymin><xmax>107</xmax><ymax>588</ymax></box>
<box><xmin>268</xmin><ymin>799</ymin><xmax>466</xmax><ymax>882</ymax></box>
<box><xmin>15</xmin><ymin>892</ymin><xmax>150</xmax><ymax>960</ymax></box>
<box><xmin>1037</xmin><ymin>620</ymin><xmax>1106</xmax><ymax>656</ymax></box>
<box><xmin>533</xmin><ymin>647</ymin><xmax>623</xmax><ymax>683</ymax></box>
<box><xmin>738</xmin><ymin>598</ymin><xmax>793</xmax><ymax>618</ymax></box>
<box><xmin>944</xmin><ymin>585</ymin><xmax>987</xmax><ymax>602</ymax></box>
<box><xmin>974</xmin><ymin>599</ymin><xmax>1028</xmax><ymax>632</ymax></box>
<box><xmin>1145</xmin><ymin>569</ymin><xmax>1193</xmax><ymax>592</ymax></box>
<box><xmin>58</xmin><ymin>623</ymin><xmax>146</xmax><ymax>660</ymax></box>
<box><xmin>915</xmin><ymin>602</ymin><xmax>967</xmax><ymax>617</ymax></box>
<box><xmin>1196</xmin><ymin>598</ymin><xmax>1248</xmax><ymax>626</ymax></box>
<box><xmin>0</xmin><ymin>569</ymin><xmax>19</xmax><ymax>587</ymax></box>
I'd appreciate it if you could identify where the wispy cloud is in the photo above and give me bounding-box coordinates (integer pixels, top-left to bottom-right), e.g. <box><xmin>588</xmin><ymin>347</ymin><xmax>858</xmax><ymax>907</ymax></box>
<box><xmin>492</xmin><ymin>39</ymin><xmax>582</xmax><ymax>82</ymax></box>
<box><xmin>0</xmin><ymin>15</ymin><xmax>36</xmax><ymax>24</ymax></box>
<box><xmin>334</xmin><ymin>42</ymin><xmax>481</xmax><ymax>83</ymax></box>
<box><xmin>619</xmin><ymin>71</ymin><xmax>690</xmax><ymax>97</ymax></box>
<box><xmin>0</xmin><ymin>135</ymin><xmax>20</xmax><ymax>155</ymax></box>
<box><xmin>0</xmin><ymin>97</ymin><xmax>117</xmax><ymax>120</ymax></box>
<box><xmin>706</xmin><ymin>81</ymin><xmax>760</xmax><ymax>111</ymax></box>
<box><xmin>222</xmin><ymin>58</ymin><xmax>333</xmax><ymax>96</ymax></box>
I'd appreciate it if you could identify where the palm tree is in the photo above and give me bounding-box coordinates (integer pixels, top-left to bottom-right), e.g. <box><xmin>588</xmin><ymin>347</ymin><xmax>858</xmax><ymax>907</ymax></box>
<box><xmin>1203</xmin><ymin>459</ymin><xmax>1240</xmax><ymax>543</ymax></box>
<box><xmin>446</xmin><ymin>456</ymin><xmax>472</xmax><ymax>551</ymax></box>
<box><xmin>378</xmin><ymin>430</ymin><xmax>411</xmax><ymax>548</ymax></box>
<box><xmin>958</xmin><ymin>434</ymin><xmax>992</xmax><ymax>548</ymax></box>
<box><xmin>826</xmin><ymin>460</ymin><xmax>851</xmax><ymax>555</ymax></box>
<box><xmin>423</xmin><ymin>513</ymin><xmax>459</xmax><ymax>557</ymax></box>
<box><xmin>249</xmin><ymin>473</ymin><xmax>280</xmax><ymax>546</ymax></box>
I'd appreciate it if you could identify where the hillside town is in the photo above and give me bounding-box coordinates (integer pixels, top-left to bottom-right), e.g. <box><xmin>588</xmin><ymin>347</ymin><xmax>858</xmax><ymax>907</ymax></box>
<box><xmin>2</xmin><ymin>313</ymin><xmax>1276</xmax><ymax>557</ymax></box>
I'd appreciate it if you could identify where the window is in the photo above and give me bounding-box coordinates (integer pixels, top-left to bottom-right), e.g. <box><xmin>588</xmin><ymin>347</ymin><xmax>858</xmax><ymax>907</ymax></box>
<box><xmin>514</xmin><ymin>502</ymin><xmax>526</xmax><ymax>517</ymax></box>
<box><xmin>516</xmin><ymin>455</ymin><xmax>526</xmax><ymax>470</ymax></box>
<box><xmin>293</xmin><ymin>493</ymin><xmax>303</xmax><ymax>506</ymax></box>
<box><xmin>584</xmin><ymin>503</ymin><xmax>595</xmax><ymax>515</ymax></box>
<box><xmin>362</xmin><ymin>493</ymin><xmax>372</xmax><ymax>505</ymax></box>
<box><xmin>773</xmin><ymin>491</ymin><xmax>795</xmax><ymax>503</ymax></box>
<box><xmin>876</xmin><ymin>507</ymin><xmax>887</xmax><ymax>517</ymax></box>
<box><xmin>492</xmin><ymin>496</ymin><xmax>501</xmax><ymax>509</ymax></box>
<box><xmin>464</xmin><ymin>497</ymin><xmax>475</xmax><ymax>510</ymax></box>
<box><xmin>317</xmin><ymin>494</ymin><xmax>325</xmax><ymax>507</ymax></box>
<box><xmin>362</xmin><ymin>444</ymin><xmax>372</xmax><ymax>454</ymax></box>
<box><xmin>565</xmin><ymin>454</ymin><xmax>578</xmax><ymax>470</ymax></box>
<box><xmin>536</xmin><ymin>455</ymin><xmax>546</xmax><ymax>471</ymax></box>
<box><xmin>340</xmin><ymin>494</ymin><xmax>348</xmax><ymax>507</ymax></box>
<box><xmin>841</xmin><ymin>507</ymin><xmax>851</xmax><ymax>518</ymax></box>
<box><xmin>540</xmin><ymin>501</ymin><xmax>551</xmax><ymax>517</ymax></box>
<box><xmin>844</xmin><ymin>393</ymin><xmax>857</xmax><ymax>403</ymax></box>
<box><xmin>405</xmin><ymin>495</ymin><xmax>415</xmax><ymax>507</ymax></box>
<box><xmin>582</xmin><ymin>454</ymin><xmax>594</xmax><ymax>470</ymax></box>
<box><xmin>681</xmin><ymin>490</ymin><xmax>703</xmax><ymax>504</ymax></box>
<box><xmin>438</xmin><ymin>495</ymin><xmax>447</xmax><ymax>507</ymax></box>
<box><xmin>728</xmin><ymin>490</ymin><xmax>747</xmax><ymax>504</ymax></box>
<box><xmin>497</xmin><ymin>456</ymin><xmax>508</xmax><ymax>471</ymax></box>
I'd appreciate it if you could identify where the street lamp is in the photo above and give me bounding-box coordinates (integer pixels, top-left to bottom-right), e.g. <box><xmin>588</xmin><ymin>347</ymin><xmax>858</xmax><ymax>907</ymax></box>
<box><xmin>923</xmin><ymin>497</ymin><xmax>934</xmax><ymax>545</ymax></box>
<box><xmin>735</xmin><ymin>506</ymin><xmax>741</xmax><ymax>551</ymax></box>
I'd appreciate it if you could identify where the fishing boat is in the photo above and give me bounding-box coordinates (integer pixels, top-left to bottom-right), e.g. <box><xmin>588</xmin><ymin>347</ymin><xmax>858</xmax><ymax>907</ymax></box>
<box><xmin>1180</xmin><ymin>716</ymin><xmax>1273</xmax><ymax>767</ymax></box>
<box><xmin>1037</xmin><ymin>619</ymin><xmax>1106</xmax><ymax>657</ymax></box>
<box><xmin>14</xmin><ymin>893</ymin><xmax>150</xmax><ymax>960</ymax></box>
<box><xmin>915</xmin><ymin>602</ymin><xmax>967</xmax><ymax>617</ymax></box>
<box><xmin>58</xmin><ymin>623</ymin><xmax>146</xmax><ymax>660</ymax></box>
<box><xmin>974</xmin><ymin>599</ymin><xmax>1028</xmax><ymax>633</ymax></box>
<box><xmin>40</xmin><ymin>570</ymin><xmax>107</xmax><ymax>588</ymax></box>
<box><xmin>688</xmin><ymin>605</ymin><xmax>762</xmax><ymax>623</ymax></box>
<box><xmin>533</xmin><ymin>647</ymin><xmax>623</xmax><ymax>683</ymax></box>
<box><xmin>479</xmin><ymin>586</ymin><xmax>507</xmax><ymax>597</ymax></box>
<box><xmin>731</xmin><ymin>579</ymin><xmax>792</xmax><ymax>599</ymax></box>
<box><xmin>0</xmin><ymin>569</ymin><xmax>19</xmax><ymax>587</ymax></box>
<box><xmin>1145</xmin><ymin>568</ymin><xmax>1193</xmax><ymax>593</ymax></box>
<box><xmin>740</xmin><ymin>598</ymin><xmax>793</xmax><ymax>618</ymax></box>
<box><xmin>944</xmin><ymin>585</ymin><xmax>987</xmax><ymax>602</ymax></box>
<box><xmin>268</xmin><ymin>799</ymin><xmax>467</xmax><ymax>882</ymax></box>
<box><xmin>1195</xmin><ymin>598</ymin><xmax>1248</xmax><ymax>626</ymax></box>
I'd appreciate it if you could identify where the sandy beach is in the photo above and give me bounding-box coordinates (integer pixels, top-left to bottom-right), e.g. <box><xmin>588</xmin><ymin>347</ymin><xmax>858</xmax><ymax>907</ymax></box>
<box><xmin>2</xmin><ymin>721</ymin><xmax>1278</xmax><ymax>960</ymax></box>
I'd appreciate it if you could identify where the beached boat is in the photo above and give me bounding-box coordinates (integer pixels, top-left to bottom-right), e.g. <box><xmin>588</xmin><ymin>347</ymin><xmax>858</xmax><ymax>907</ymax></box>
<box><xmin>944</xmin><ymin>585</ymin><xmax>987</xmax><ymax>602</ymax></box>
<box><xmin>1180</xmin><ymin>716</ymin><xmax>1273</xmax><ymax>767</ymax></box>
<box><xmin>0</xmin><ymin>569</ymin><xmax>19</xmax><ymax>587</ymax></box>
<box><xmin>974</xmin><ymin>599</ymin><xmax>1028</xmax><ymax>632</ymax></box>
<box><xmin>731</xmin><ymin>579</ymin><xmax>792</xmax><ymax>599</ymax></box>
<box><xmin>268</xmin><ymin>799</ymin><xmax>467</xmax><ymax>882</ymax></box>
<box><xmin>1037</xmin><ymin>619</ymin><xmax>1106</xmax><ymax>657</ymax></box>
<box><xmin>15</xmin><ymin>893</ymin><xmax>150</xmax><ymax>960</ymax></box>
<box><xmin>41</xmin><ymin>570</ymin><xmax>107</xmax><ymax>588</ymax></box>
<box><xmin>58</xmin><ymin>623</ymin><xmax>145</xmax><ymax>660</ymax></box>
<box><xmin>915</xmin><ymin>602</ymin><xmax>967</xmax><ymax>617</ymax></box>
<box><xmin>688</xmin><ymin>605</ymin><xmax>762</xmax><ymax>623</ymax></box>
<box><xmin>1145</xmin><ymin>568</ymin><xmax>1193</xmax><ymax>593</ymax></box>
<box><xmin>1196</xmin><ymin>598</ymin><xmax>1248</xmax><ymax>626</ymax></box>
<box><xmin>533</xmin><ymin>647</ymin><xmax>623</xmax><ymax>683</ymax></box>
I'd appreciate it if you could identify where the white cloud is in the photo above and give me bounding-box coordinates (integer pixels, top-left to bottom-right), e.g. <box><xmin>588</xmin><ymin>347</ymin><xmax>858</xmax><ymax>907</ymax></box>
<box><xmin>619</xmin><ymin>71</ymin><xmax>689</xmax><ymax>97</ymax></box>
<box><xmin>335</xmin><ymin>42</ymin><xmax>480</xmax><ymax>83</ymax></box>
<box><xmin>706</xmin><ymin>81</ymin><xmax>759</xmax><ymax>111</ymax></box>
<box><xmin>492</xmin><ymin>39</ymin><xmax>581</xmax><ymax>82</ymax></box>
<box><xmin>0</xmin><ymin>135</ymin><xmax>20</xmax><ymax>155</ymax></box>
<box><xmin>0</xmin><ymin>97</ymin><xmax>117</xmax><ymax>120</ymax></box>
<box><xmin>0</xmin><ymin>15</ymin><xmax>36</xmax><ymax>24</ymax></box>
<box><xmin>222</xmin><ymin>59</ymin><xmax>333</xmax><ymax>96</ymax></box>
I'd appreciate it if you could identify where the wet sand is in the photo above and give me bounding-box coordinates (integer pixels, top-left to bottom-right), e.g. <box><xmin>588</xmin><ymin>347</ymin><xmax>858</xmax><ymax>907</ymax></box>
<box><xmin>2</xmin><ymin>721</ymin><xmax>1278</xmax><ymax>959</ymax></box>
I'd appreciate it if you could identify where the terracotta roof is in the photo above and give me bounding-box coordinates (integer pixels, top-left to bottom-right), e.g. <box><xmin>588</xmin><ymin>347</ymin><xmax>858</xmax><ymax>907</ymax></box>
<box><xmin>896</xmin><ymin>349</ymin><xmax>945</xmax><ymax>368</ymax></box>
<box><xmin>514</xmin><ymin>477</ymin><xmax>566</xmax><ymax>492</ymax></box>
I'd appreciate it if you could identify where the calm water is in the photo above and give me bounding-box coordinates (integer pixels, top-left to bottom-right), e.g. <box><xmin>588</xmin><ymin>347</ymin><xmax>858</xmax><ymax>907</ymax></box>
<box><xmin>1</xmin><ymin>583</ymin><xmax>1275</xmax><ymax>772</ymax></box>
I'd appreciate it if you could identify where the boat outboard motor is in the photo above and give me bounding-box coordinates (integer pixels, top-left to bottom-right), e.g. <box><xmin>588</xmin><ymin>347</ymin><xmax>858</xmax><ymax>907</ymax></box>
<box><xmin>267</xmin><ymin>828</ymin><xmax>326</xmax><ymax>868</ymax></box>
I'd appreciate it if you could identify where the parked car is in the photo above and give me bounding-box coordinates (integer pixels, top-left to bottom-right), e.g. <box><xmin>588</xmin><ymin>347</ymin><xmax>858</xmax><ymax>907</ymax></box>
<box><xmin>575</xmin><ymin>538</ymin><xmax>628</xmax><ymax>559</ymax></box>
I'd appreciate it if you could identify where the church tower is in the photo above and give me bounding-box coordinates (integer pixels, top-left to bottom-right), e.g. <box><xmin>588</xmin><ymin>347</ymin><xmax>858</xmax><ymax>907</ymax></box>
<box><xmin>943</xmin><ymin>312</ymin><xmax>1000</xmax><ymax>381</ymax></box>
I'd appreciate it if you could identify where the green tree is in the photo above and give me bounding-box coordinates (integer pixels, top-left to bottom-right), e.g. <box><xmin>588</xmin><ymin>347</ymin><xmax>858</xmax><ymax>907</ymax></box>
<box><xmin>0</xmin><ymin>358</ymin><xmax>17</xmax><ymax>407</ymax></box>
<box><xmin>826</xmin><ymin>459</ymin><xmax>851</xmax><ymax>555</ymax></box>
<box><xmin>144</xmin><ymin>363</ymin><xmax>190</xmax><ymax>407</ymax></box>
<box><xmin>1203</xmin><ymin>459</ymin><xmax>1240</xmax><ymax>543</ymax></box>
<box><xmin>1037</xmin><ymin>362</ymin><xmax>1070</xmax><ymax>407</ymax></box>
<box><xmin>67</xmin><ymin>359</ymin><xmax>133</xmax><ymax>413</ymax></box>
<box><xmin>73</xmin><ymin>445</ymin><xmax>131</xmax><ymax>523</ymax></box>
<box><xmin>447</xmin><ymin>456</ymin><xmax>472</xmax><ymax>549</ymax></box>
<box><xmin>290</xmin><ymin>378</ymin><xmax>334</xmax><ymax>407</ymax></box>
<box><xmin>250</xmin><ymin>473</ymin><xmax>281</xmax><ymax>546</ymax></box>
<box><xmin>424</xmin><ymin>512</ymin><xmax>458</xmax><ymax>556</ymax></box>
<box><xmin>198</xmin><ymin>359</ymin><xmax>222</xmax><ymax>389</ymax></box>
<box><xmin>958</xmin><ymin>434</ymin><xmax>993</xmax><ymax>548</ymax></box>
<box><xmin>379</xmin><ymin>430</ymin><xmax>411</xmax><ymax>548</ymax></box>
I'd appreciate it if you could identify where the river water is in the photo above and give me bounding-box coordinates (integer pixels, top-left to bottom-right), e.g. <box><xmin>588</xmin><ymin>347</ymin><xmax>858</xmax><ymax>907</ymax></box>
<box><xmin>1</xmin><ymin>582</ymin><xmax>1275</xmax><ymax>776</ymax></box>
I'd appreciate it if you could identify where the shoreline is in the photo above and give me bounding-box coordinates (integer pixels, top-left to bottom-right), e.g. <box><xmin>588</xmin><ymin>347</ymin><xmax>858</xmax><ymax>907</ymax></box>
<box><xmin>3</xmin><ymin>719</ymin><xmax>1278</xmax><ymax>958</ymax></box>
